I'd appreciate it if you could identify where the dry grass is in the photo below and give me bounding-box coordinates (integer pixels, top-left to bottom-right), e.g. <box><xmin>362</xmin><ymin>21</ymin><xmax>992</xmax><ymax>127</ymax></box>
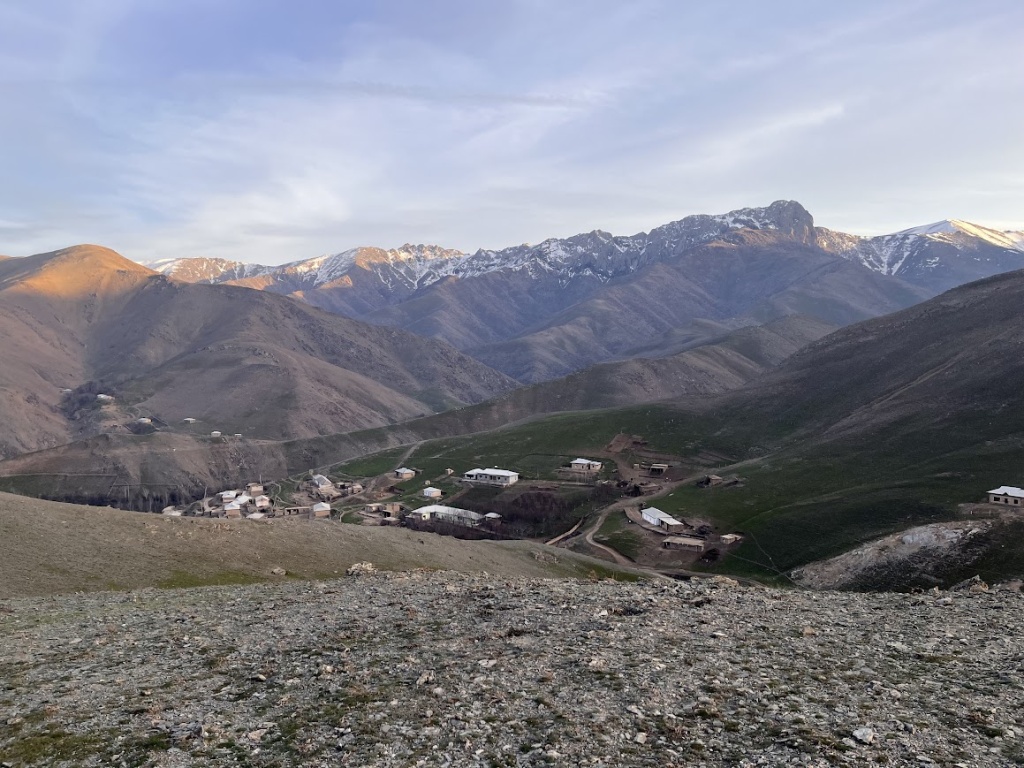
<box><xmin>0</xmin><ymin>492</ymin><xmax>637</xmax><ymax>598</ymax></box>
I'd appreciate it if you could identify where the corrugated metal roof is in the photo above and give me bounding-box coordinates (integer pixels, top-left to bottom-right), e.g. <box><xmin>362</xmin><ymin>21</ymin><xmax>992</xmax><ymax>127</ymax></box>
<box><xmin>989</xmin><ymin>486</ymin><xmax>1024</xmax><ymax>497</ymax></box>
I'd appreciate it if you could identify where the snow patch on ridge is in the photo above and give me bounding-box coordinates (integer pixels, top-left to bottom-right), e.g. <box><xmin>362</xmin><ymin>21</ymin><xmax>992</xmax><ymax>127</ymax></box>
<box><xmin>140</xmin><ymin>201</ymin><xmax>805</xmax><ymax>290</ymax></box>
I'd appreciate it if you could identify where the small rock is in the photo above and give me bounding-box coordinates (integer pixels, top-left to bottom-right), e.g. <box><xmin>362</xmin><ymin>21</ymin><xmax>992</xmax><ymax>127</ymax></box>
<box><xmin>634</xmin><ymin>732</ymin><xmax>647</xmax><ymax>744</ymax></box>
<box><xmin>853</xmin><ymin>727</ymin><xmax>875</xmax><ymax>744</ymax></box>
<box><xmin>270</xmin><ymin>567</ymin><xmax>286</xmax><ymax>576</ymax></box>
<box><xmin>949</xmin><ymin>575</ymin><xmax>987</xmax><ymax>592</ymax></box>
<box><xmin>801</xmin><ymin>626</ymin><xmax>817</xmax><ymax>637</ymax></box>
<box><xmin>347</xmin><ymin>562</ymin><xmax>377</xmax><ymax>576</ymax></box>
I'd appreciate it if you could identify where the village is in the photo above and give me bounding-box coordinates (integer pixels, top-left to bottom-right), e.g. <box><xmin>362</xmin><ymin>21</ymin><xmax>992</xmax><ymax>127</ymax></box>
<box><xmin>149</xmin><ymin>444</ymin><xmax>762</xmax><ymax>573</ymax></box>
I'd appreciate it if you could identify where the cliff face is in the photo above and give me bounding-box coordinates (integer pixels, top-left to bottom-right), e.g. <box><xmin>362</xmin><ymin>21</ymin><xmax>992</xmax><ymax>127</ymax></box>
<box><xmin>2</xmin><ymin>571</ymin><xmax>1022</xmax><ymax>766</ymax></box>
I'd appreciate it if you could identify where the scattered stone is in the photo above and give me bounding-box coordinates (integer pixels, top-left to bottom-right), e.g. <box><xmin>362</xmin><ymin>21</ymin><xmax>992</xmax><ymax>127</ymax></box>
<box><xmin>270</xmin><ymin>567</ymin><xmax>287</xmax><ymax>576</ymax></box>
<box><xmin>0</xmin><ymin>572</ymin><xmax>1021</xmax><ymax>766</ymax></box>
<box><xmin>346</xmin><ymin>561</ymin><xmax>377</xmax><ymax>576</ymax></box>
<box><xmin>949</xmin><ymin>574</ymin><xmax>987</xmax><ymax>592</ymax></box>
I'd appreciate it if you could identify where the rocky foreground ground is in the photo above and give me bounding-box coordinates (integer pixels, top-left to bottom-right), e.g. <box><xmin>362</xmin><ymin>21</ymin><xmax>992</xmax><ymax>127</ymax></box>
<box><xmin>1</xmin><ymin>571</ymin><xmax>1023</xmax><ymax>767</ymax></box>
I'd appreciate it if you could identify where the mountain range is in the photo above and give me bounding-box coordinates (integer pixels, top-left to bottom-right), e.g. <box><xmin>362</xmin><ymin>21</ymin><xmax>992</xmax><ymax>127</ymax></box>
<box><xmin>147</xmin><ymin>201</ymin><xmax>1024</xmax><ymax>381</ymax></box>
<box><xmin>0</xmin><ymin>245</ymin><xmax>514</xmax><ymax>458</ymax></box>
<box><xmin>2</xmin><ymin>199</ymin><xmax>1023</xmax><ymax>493</ymax></box>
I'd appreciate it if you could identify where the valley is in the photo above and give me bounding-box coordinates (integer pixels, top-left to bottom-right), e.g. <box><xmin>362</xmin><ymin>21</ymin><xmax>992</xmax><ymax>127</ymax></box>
<box><xmin>2</xmin><ymin>202</ymin><xmax>1024</xmax><ymax>594</ymax></box>
<box><xmin>5</xmin><ymin>7</ymin><xmax>1024</xmax><ymax>766</ymax></box>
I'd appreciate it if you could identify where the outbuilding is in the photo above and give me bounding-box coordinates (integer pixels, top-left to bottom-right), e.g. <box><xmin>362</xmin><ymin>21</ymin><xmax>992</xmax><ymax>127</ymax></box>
<box><xmin>663</xmin><ymin>535</ymin><xmax>706</xmax><ymax>552</ymax></box>
<box><xmin>394</xmin><ymin>467</ymin><xmax>416</xmax><ymax>480</ymax></box>
<box><xmin>570</xmin><ymin>458</ymin><xmax>603</xmax><ymax>472</ymax></box>
<box><xmin>312</xmin><ymin>502</ymin><xmax>332</xmax><ymax>518</ymax></box>
<box><xmin>422</xmin><ymin>486</ymin><xmax>443</xmax><ymax>499</ymax></box>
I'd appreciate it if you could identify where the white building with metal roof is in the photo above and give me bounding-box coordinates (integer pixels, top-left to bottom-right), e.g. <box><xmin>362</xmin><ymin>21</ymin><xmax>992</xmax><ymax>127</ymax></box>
<box><xmin>463</xmin><ymin>468</ymin><xmax>519</xmax><ymax>486</ymax></box>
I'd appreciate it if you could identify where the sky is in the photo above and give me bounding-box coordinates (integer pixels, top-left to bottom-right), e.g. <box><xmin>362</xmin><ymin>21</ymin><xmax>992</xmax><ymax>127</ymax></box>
<box><xmin>0</xmin><ymin>0</ymin><xmax>1022</xmax><ymax>264</ymax></box>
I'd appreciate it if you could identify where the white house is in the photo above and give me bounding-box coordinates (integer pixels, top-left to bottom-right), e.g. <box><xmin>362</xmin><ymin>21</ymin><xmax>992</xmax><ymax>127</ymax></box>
<box><xmin>410</xmin><ymin>504</ymin><xmax>485</xmax><ymax>527</ymax></box>
<box><xmin>463</xmin><ymin>468</ymin><xmax>519</xmax><ymax>486</ymax></box>
<box><xmin>136</xmin><ymin>417</ymin><xmax>152</xmax><ymax>425</ymax></box>
<box><xmin>220</xmin><ymin>490</ymin><xmax>238</xmax><ymax>503</ymax></box>
<box><xmin>719</xmin><ymin>533</ymin><xmax>743</xmax><ymax>545</ymax></box>
<box><xmin>312</xmin><ymin>501</ymin><xmax>332</xmax><ymax>517</ymax></box>
<box><xmin>641</xmin><ymin>506</ymin><xmax>686</xmax><ymax>532</ymax></box>
<box><xmin>246</xmin><ymin>483</ymin><xmax>264</xmax><ymax>495</ymax></box>
<box><xmin>422</xmin><ymin>486</ymin><xmax>443</xmax><ymax>499</ymax></box>
<box><xmin>254</xmin><ymin>495</ymin><xmax>272</xmax><ymax>510</ymax></box>
<box><xmin>182</xmin><ymin>417</ymin><xmax>197</xmax><ymax>424</ymax></box>
<box><xmin>311</xmin><ymin>474</ymin><xmax>333</xmax><ymax>490</ymax></box>
<box><xmin>223</xmin><ymin>501</ymin><xmax>243</xmax><ymax>518</ymax></box>
<box><xmin>394</xmin><ymin>467</ymin><xmax>416</xmax><ymax>480</ymax></box>
<box><xmin>570</xmin><ymin>458</ymin><xmax>603</xmax><ymax>472</ymax></box>
<box><xmin>210</xmin><ymin>431</ymin><xmax>222</xmax><ymax>438</ymax></box>
<box><xmin>988</xmin><ymin>486</ymin><xmax>1024</xmax><ymax>506</ymax></box>
<box><xmin>234</xmin><ymin>494</ymin><xmax>252</xmax><ymax>506</ymax></box>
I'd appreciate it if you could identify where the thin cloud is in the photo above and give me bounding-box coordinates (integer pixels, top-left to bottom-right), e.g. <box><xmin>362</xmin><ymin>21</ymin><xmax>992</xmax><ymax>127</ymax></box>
<box><xmin>0</xmin><ymin>0</ymin><xmax>1021</xmax><ymax>261</ymax></box>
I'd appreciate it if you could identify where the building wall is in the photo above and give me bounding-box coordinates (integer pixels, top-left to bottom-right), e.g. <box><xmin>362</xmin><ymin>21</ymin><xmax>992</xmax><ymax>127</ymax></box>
<box><xmin>990</xmin><ymin>493</ymin><xmax>1023</xmax><ymax>505</ymax></box>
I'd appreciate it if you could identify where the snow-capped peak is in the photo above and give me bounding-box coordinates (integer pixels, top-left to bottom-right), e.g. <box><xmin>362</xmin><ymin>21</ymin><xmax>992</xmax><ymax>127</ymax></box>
<box><xmin>140</xmin><ymin>202</ymin><xmax>814</xmax><ymax>290</ymax></box>
<box><xmin>894</xmin><ymin>220</ymin><xmax>960</xmax><ymax>236</ymax></box>
<box><xmin>891</xmin><ymin>219</ymin><xmax>1024</xmax><ymax>252</ymax></box>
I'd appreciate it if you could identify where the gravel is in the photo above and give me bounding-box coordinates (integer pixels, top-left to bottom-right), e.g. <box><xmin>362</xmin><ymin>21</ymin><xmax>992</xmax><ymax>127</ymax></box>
<box><xmin>1</xmin><ymin>571</ymin><xmax>1023</xmax><ymax>766</ymax></box>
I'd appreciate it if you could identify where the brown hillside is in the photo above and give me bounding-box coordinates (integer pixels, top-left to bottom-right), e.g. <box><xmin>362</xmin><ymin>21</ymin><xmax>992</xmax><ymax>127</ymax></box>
<box><xmin>0</xmin><ymin>316</ymin><xmax>832</xmax><ymax>503</ymax></box>
<box><xmin>0</xmin><ymin>246</ymin><xmax>515</xmax><ymax>458</ymax></box>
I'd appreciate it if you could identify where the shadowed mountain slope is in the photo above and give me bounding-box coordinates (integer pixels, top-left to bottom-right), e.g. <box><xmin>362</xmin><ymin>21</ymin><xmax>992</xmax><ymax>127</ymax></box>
<box><xmin>153</xmin><ymin>202</ymin><xmax>934</xmax><ymax>381</ymax></box>
<box><xmin>457</xmin><ymin>231</ymin><xmax>925</xmax><ymax>381</ymax></box>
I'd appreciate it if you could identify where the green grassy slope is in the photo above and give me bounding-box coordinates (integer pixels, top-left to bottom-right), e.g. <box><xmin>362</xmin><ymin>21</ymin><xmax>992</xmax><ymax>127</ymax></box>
<box><xmin>331</xmin><ymin>270</ymin><xmax>1024</xmax><ymax>584</ymax></box>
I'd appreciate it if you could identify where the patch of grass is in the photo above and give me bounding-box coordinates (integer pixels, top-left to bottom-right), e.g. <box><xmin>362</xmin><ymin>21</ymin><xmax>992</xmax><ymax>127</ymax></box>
<box><xmin>594</xmin><ymin>510</ymin><xmax>642</xmax><ymax>560</ymax></box>
<box><xmin>0</xmin><ymin>724</ymin><xmax>110</xmax><ymax>764</ymax></box>
<box><xmin>335</xmin><ymin>447</ymin><xmax>409</xmax><ymax>478</ymax></box>
<box><xmin>156</xmin><ymin>570</ymin><xmax>264</xmax><ymax>589</ymax></box>
<box><xmin>118</xmin><ymin>730</ymin><xmax>172</xmax><ymax>765</ymax></box>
